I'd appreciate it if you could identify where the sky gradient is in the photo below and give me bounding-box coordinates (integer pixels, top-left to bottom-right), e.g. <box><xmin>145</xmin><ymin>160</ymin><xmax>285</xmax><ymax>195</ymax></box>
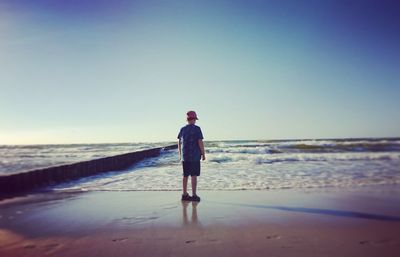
<box><xmin>1</xmin><ymin>0</ymin><xmax>399</xmax><ymax>144</ymax></box>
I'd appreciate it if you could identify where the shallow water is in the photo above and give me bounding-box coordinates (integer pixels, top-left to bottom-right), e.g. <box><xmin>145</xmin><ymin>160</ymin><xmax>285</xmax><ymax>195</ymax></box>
<box><xmin>47</xmin><ymin>138</ymin><xmax>400</xmax><ymax>191</ymax></box>
<box><xmin>0</xmin><ymin>142</ymin><xmax>166</xmax><ymax>174</ymax></box>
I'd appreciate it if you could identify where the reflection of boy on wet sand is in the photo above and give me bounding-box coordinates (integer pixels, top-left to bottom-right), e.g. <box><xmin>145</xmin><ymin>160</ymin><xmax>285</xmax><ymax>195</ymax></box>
<box><xmin>182</xmin><ymin>201</ymin><xmax>199</xmax><ymax>226</ymax></box>
<box><xmin>178</xmin><ymin>111</ymin><xmax>205</xmax><ymax>202</ymax></box>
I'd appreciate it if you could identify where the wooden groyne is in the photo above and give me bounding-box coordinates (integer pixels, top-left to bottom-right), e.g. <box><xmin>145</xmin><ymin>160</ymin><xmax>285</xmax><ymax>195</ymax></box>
<box><xmin>0</xmin><ymin>144</ymin><xmax>177</xmax><ymax>195</ymax></box>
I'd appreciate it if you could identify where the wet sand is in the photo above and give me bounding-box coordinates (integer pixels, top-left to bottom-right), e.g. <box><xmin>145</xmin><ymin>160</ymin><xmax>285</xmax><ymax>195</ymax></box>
<box><xmin>1</xmin><ymin>186</ymin><xmax>400</xmax><ymax>257</ymax></box>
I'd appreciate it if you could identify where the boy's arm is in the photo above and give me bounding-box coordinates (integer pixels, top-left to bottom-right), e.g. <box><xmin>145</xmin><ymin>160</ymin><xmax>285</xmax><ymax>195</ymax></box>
<box><xmin>198</xmin><ymin>139</ymin><xmax>206</xmax><ymax>161</ymax></box>
<box><xmin>178</xmin><ymin>139</ymin><xmax>182</xmax><ymax>161</ymax></box>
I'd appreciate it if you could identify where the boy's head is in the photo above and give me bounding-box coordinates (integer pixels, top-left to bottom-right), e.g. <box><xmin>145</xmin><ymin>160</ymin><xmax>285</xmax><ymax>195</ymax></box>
<box><xmin>186</xmin><ymin>111</ymin><xmax>198</xmax><ymax>124</ymax></box>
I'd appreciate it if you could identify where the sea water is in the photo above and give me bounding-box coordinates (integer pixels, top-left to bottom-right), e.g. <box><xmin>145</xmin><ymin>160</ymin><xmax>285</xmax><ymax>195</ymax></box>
<box><xmin>0</xmin><ymin>142</ymin><xmax>165</xmax><ymax>175</ymax></box>
<box><xmin>31</xmin><ymin>138</ymin><xmax>400</xmax><ymax>191</ymax></box>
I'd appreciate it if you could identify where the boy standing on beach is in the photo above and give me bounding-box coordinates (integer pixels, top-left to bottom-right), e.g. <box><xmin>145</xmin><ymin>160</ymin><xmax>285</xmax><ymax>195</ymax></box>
<box><xmin>178</xmin><ymin>111</ymin><xmax>205</xmax><ymax>202</ymax></box>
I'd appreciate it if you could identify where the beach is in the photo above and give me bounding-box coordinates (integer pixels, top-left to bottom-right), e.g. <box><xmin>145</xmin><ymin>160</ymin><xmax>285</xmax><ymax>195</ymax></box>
<box><xmin>2</xmin><ymin>0</ymin><xmax>400</xmax><ymax>255</ymax></box>
<box><xmin>1</xmin><ymin>186</ymin><xmax>400</xmax><ymax>257</ymax></box>
<box><xmin>1</xmin><ymin>140</ymin><xmax>400</xmax><ymax>256</ymax></box>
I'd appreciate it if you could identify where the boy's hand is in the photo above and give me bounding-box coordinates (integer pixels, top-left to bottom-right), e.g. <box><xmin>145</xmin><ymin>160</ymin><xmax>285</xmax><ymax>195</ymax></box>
<box><xmin>201</xmin><ymin>154</ymin><xmax>206</xmax><ymax>161</ymax></box>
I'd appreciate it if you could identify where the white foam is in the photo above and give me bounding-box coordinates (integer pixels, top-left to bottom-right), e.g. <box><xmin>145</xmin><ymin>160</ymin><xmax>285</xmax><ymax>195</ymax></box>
<box><xmin>3</xmin><ymin>140</ymin><xmax>398</xmax><ymax>191</ymax></box>
<box><xmin>53</xmin><ymin>149</ymin><xmax>400</xmax><ymax>192</ymax></box>
<box><xmin>0</xmin><ymin>143</ymin><xmax>167</xmax><ymax>174</ymax></box>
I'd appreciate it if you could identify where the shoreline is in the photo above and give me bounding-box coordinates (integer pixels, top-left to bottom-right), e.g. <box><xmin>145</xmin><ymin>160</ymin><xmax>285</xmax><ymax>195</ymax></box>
<box><xmin>1</xmin><ymin>186</ymin><xmax>400</xmax><ymax>256</ymax></box>
<box><xmin>0</xmin><ymin>144</ymin><xmax>177</xmax><ymax>194</ymax></box>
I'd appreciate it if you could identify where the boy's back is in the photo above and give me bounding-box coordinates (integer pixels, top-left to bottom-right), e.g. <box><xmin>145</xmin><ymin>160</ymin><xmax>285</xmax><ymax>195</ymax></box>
<box><xmin>178</xmin><ymin>124</ymin><xmax>203</xmax><ymax>162</ymax></box>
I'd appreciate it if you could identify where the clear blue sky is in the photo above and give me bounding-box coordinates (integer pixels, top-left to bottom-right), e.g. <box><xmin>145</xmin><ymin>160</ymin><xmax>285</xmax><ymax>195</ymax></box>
<box><xmin>1</xmin><ymin>0</ymin><xmax>399</xmax><ymax>144</ymax></box>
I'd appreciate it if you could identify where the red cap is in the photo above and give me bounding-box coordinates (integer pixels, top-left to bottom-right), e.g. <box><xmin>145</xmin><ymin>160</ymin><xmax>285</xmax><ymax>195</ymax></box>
<box><xmin>186</xmin><ymin>111</ymin><xmax>198</xmax><ymax>120</ymax></box>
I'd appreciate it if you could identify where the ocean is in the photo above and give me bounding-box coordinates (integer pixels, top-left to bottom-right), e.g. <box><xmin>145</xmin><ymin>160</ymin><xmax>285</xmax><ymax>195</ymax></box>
<box><xmin>1</xmin><ymin>138</ymin><xmax>400</xmax><ymax>191</ymax></box>
<box><xmin>0</xmin><ymin>142</ymin><xmax>166</xmax><ymax>175</ymax></box>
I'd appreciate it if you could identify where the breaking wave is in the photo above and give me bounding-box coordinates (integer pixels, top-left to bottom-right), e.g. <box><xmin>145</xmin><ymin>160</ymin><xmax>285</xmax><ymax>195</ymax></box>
<box><xmin>51</xmin><ymin>138</ymin><xmax>400</xmax><ymax>192</ymax></box>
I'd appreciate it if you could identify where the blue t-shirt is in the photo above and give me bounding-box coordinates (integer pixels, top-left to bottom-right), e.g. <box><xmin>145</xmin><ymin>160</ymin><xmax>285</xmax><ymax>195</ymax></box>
<box><xmin>177</xmin><ymin>124</ymin><xmax>204</xmax><ymax>162</ymax></box>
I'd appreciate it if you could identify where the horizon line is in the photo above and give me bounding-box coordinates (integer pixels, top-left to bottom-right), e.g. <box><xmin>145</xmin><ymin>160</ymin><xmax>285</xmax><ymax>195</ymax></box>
<box><xmin>1</xmin><ymin>136</ymin><xmax>399</xmax><ymax>146</ymax></box>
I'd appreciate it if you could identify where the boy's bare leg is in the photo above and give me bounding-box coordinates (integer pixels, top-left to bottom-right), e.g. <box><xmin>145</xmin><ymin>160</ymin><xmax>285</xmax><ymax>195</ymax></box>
<box><xmin>183</xmin><ymin>176</ymin><xmax>189</xmax><ymax>195</ymax></box>
<box><xmin>191</xmin><ymin>176</ymin><xmax>197</xmax><ymax>196</ymax></box>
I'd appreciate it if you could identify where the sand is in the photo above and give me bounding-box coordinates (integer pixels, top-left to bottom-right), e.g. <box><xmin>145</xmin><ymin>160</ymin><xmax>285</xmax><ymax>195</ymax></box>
<box><xmin>1</xmin><ymin>186</ymin><xmax>400</xmax><ymax>257</ymax></box>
